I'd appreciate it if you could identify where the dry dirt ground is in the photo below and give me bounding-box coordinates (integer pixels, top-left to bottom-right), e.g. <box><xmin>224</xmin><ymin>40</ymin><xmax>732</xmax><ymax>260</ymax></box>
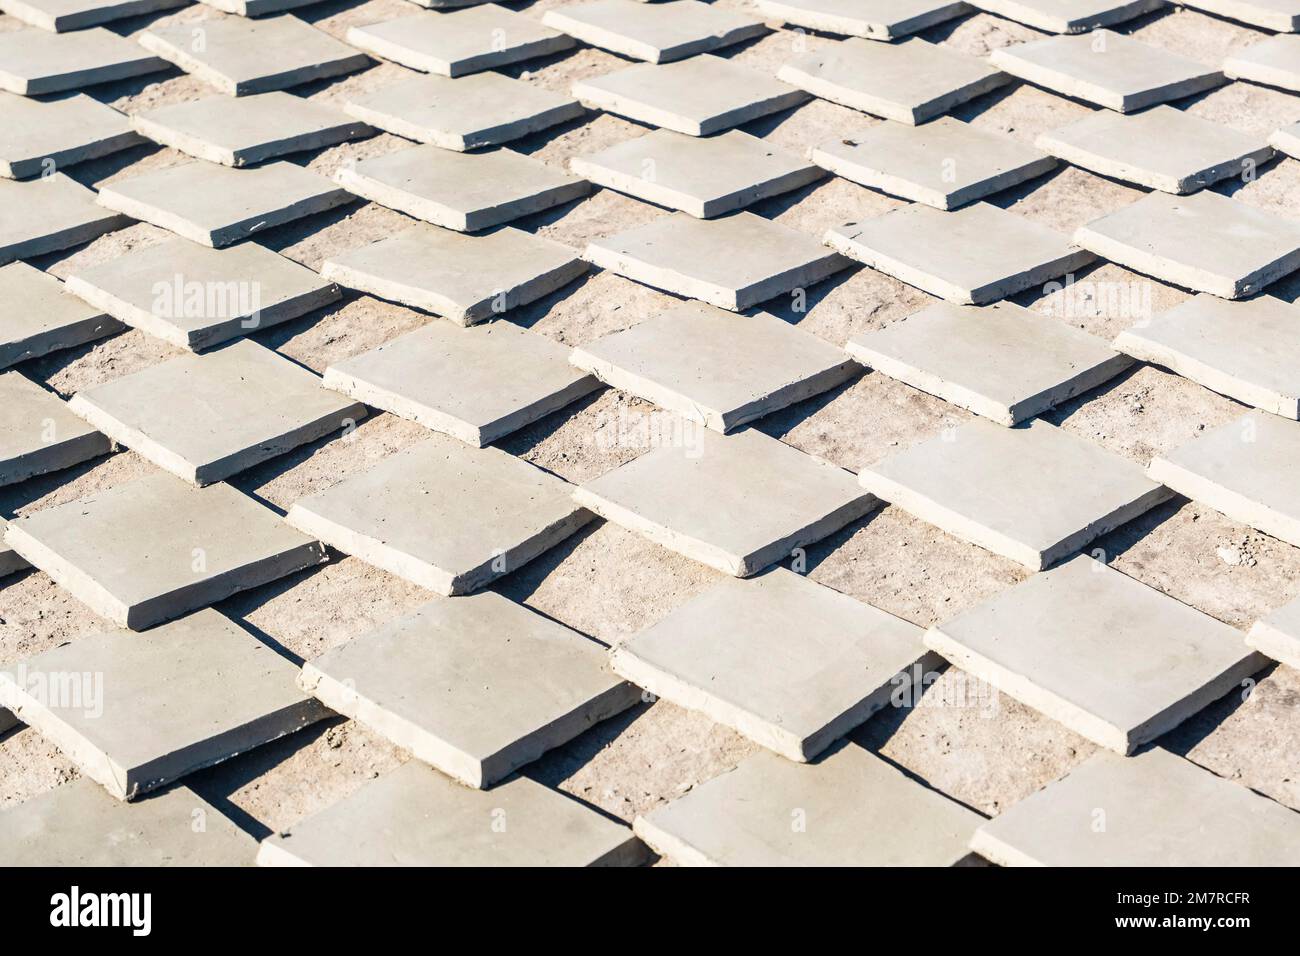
<box><xmin>2</xmin><ymin>0</ymin><xmax>1299</xmax><ymax>860</ymax></box>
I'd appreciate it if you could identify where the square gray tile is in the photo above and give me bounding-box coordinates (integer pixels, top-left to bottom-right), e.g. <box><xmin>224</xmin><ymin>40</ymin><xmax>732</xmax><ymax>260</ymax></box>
<box><xmin>1114</xmin><ymin>294</ymin><xmax>1300</xmax><ymax>418</ymax></box>
<box><xmin>990</xmin><ymin>31</ymin><xmax>1224</xmax><ymax>112</ymax></box>
<box><xmin>286</xmin><ymin>434</ymin><xmax>593</xmax><ymax>595</ymax></box>
<box><xmin>1249</xmin><ymin>592</ymin><xmax>1300</xmax><ymax>671</ymax></box>
<box><xmin>1037</xmin><ymin>106</ymin><xmax>1273</xmax><ymax>194</ymax></box>
<box><xmin>97</xmin><ymin>160</ymin><xmax>352</xmax><ymax>248</ymax></box>
<box><xmin>586</xmin><ymin>211</ymin><xmax>850</xmax><ymax>311</ymax></box>
<box><xmin>321</xmin><ymin>222</ymin><xmax>587</xmax><ymax>324</ymax></box>
<box><xmin>1224</xmin><ymin>34</ymin><xmax>1300</xmax><ymax>93</ymax></box>
<box><xmin>141</xmin><ymin>14</ymin><xmax>370</xmax><ymax>96</ymax></box>
<box><xmin>575</xmin><ymin>427</ymin><xmax>874</xmax><ymax>576</ymax></box>
<box><xmin>812</xmin><ymin>117</ymin><xmax>1056</xmax><ymax>209</ymax></box>
<box><xmin>571</xmin><ymin>300</ymin><xmax>856</xmax><ymax>432</ymax></box>
<box><xmin>826</xmin><ymin>202</ymin><xmax>1093</xmax><ymax>304</ymax></box>
<box><xmin>573</xmin><ymin>54</ymin><xmax>810</xmax><ymax>136</ymax></box>
<box><xmin>846</xmin><ymin>300</ymin><xmax>1131</xmax><ymax>424</ymax></box>
<box><xmin>324</xmin><ymin>319</ymin><xmax>600</xmax><ymax>446</ymax></box>
<box><xmin>542</xmin><ymin>0</ymin><xmax>766</xmax><ymax>63</ymax></box>
<box><xmin>860</xmin><ymin>418</ymin><xmax>1170</xmax><ymax>569</ymax></box>
<box><xmin>0</xmin><ymin>92</ymin><xmax>142</xmax><ymax>179</ymax></box>
<box><xmin>1149</xmin><ymin>411</ymin><xmax>1300</xmax><ymax>548</ymax></box>
<box><xmin>5</xmin><ymin>470</ymin><xmax>326</xmax><ymax>629</ymax></box>
<box><xmin>65</xmin><ymin>236</ymin><xmax>341</xmax><ymax>351</ymax></box>
<box><xmin>779</xmin><ymin>38</ymin><xmax>1010</xmax><ymax>124</ymax></box>
<box><xmin>258</xmin><ymin>760</ymin><xmax>645</xmax><ymax>865</ymax></box>
<box><xmin>0</xmin><ymin>26</ymin><xmax>166</xmax><ymax>94</ymax></box>
<box><xmin>972</xmin><ymin>747</ymin><xmax>1300</xmax><ymax>865</ymax></box>
<box><xmin>133</xmin><ymin>91</ymin><xmax>373</xmax><ymax>168</ymax></box>
<box><xmin>0</xmin><ymin>173</ymin><xmax>126</xmax><ymax>265</ymax></box>
<box><xmin>612</xmin><ymin>568</ymin><xmax>933</xmax><ymax>760</ymax></box>
<box><xmin>0</xmin><ymin>608</ymin><xmax>327</xmax><ymax>800</ymax></box>
<box><xmin>68</xmin><ymin>339</ymin><xmax>366</xmax><ymax>485</ymax></box>
<box><xmin>927</xmin><ymin>555</ymin><xmax>1263</xmax><ymax>753</ymax></box>
<box><xmin>968</xmin><ymin>0</ymin><xmax>1162</xmax><ymax>33</ymax></box>
<box><xmin>1074</xmin><ymin>190</ymin><xmax>1300</xmax><ymax>299</ymax></box>
<box><xmin>298</xmin><ymin>591</ymin><xmax>639</xmax><ymax>788</ymax></box>
<box><xmin>336</xmin><ymin>144</ymin><xmax>587</xmax><ymax>231</ymax></box>
<box><xmin>0</xmin><ymin>779</ymin><xmax>257</xmax><ymax>865</ymax></box>
<box><xmin>757</xmin><ymin>0</ymin><xmax>971</xmax><ymax>39</ymax></box>
<box><xmin>571</xmin><ymin>128</ymin><xmax>824</xmax><ymax>218</ymax></box>
<box><xmin>344</xmin><ymin>71</ymin><xmax>584</xmax><ymax>151</ymax></box>
<box><xmin>346</xmin><ymin>5</ymin><xmax>573</xmax><ymax>77</ymax></box>
<box><xmin>0</xmin><ymin>262</ymin><xmax>120</xmax><ymax>369</ymax></box>
<box><xmin>2</xmin><ymin>0</ymin><xmax>187</xmax><ymax>32</ymax></box>
<box><xmin>0</xmin><ymin>372</ymin><xmax>109</xmax><ymax>487</ymax></box>
<box><xmin>1184</xmin><ymin>0</ymin><xmax>1300</xmax><ymax>31</ymax></box>
<box><xmin>635</xmin><ymin>744</ymin><xmax>983</xmax><ymax>866</ymax></box>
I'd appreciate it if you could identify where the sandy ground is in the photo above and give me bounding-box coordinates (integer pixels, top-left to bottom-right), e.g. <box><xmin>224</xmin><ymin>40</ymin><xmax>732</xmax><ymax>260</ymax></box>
<box><xmin>2</xmin><ymin>0</ymin><xmax>1300</xmax><ymax>859</ymax></box>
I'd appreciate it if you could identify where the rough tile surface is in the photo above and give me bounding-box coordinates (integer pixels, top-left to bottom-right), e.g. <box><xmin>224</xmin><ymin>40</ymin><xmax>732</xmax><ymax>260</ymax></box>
<box><xmin>990</xmin><ymin>31</ymin><xmax>1225</xmax><ymax>112</ymax></box>
<box><xmin>612</xmin><ymin>569</ymin><xmax>934</xmax><ymax>760</ymax></box>
<box><xmin>258</xmin><ymin>761</ymin><xmax>645</xmax><ymax>865</ymax></box>
<box><xmin>0</xmin><ymin>173</ymin><xmax>125</xmax><ymax>265</ymax></box>
<box><xmin>68</xmin><ymin>339</ymin><xmax>366</xmax><ymax>485</ymax></box>
<box><xmin>336</xmin><ymin>144</ymin><xmax>587</xmax><ymax>232</ymax></box>
<box><xmin>927</xmin><ymin>556</ymin><xmax>1264</xmax><ymax>753</ymax></box>
<box><xmin>0</xmin><ymin>609</ymin><xmax>327</xmax><ymax>801</ymax></box>
<box><xmin>133</xmin><ymin>92</ymin><xmax>373</xmax><ymax>168</ymax></box>
<box><xmin>0</xmin><ymin>92</ymin><xmax>141</xmax><ymax>179</ymax></box>
<box><xmin>573</xmin><ymin>54</ymin><xmax>810</xmax><ymax>136</ymax></box>
<box><xmin>826</xmin><ymin>202</ymin><xmax>1093</xmax><ymax>305</ymax></box>
<box><xmin>861</xmin><ymin>419</ymin><xmax>1171</xmax><ymax>569</ymax></box>
<box><xmin>1225</xmin><ymin>34</ymin><xmax>1300</xmax><ymax>93</ymax></box>
<box><xmin>97</xmin><ymin>160</ymin><xmax>352</xmax><ymax>248</ymax></box>
<box><xmin>576</xmin><ymin>427</ymin><xmax>874</xmax><ymax>577</ymax></box>
<box><xmin>0</xmin><ymin>780</ymin><xmax>257</xmax><ymax>866</ymax></box>
<box><xmin>635</xmin><ymin>745</ymin><xmax>984</xmax><ymax>866</ymax></box>
<box><xmin>756</xmin><ymin>0</ymin><xmax>972</xmax><ymax>39</ymax></box>
<box><xmin>586</xmin><ymin>211</ymin><xmax>849</xmax><ymax>311</ymax></box>
<box><xmin>571</xmin><ymin>301</ymin><xmax>857</xmax><ymax>432</ymax></box>
<box><xmin>846</xmin><ymin>300</ymin><xmax>1132</xmax><ymax>424</ymax></box>
<box><xmin>542</xmin><ymin>0</ymin><xmax>767</xmax><ymax>63</ymax></box>
<box><xmin>1149</xmin><ymin>412</ymin><xmax>1300</xmax><ymax>548</ymax></box>
<box><xmin>0</xmin><ymin>262</ymin><xmax>120</xmax><ymax>369</ymax></box>
<box><xmin>0</xmin><ymin>26</ymin><xmax>165</xmax><ymax>94</ymax></box>
<box><xmin>812</xmin><ymin>117</ymin><xmax>1056</xmax><ymax>209</ymax></box>
<box><xmin>65</xmin><ymin>237</ymin><xmax>341</xmax><ymax>351</ymax></box>
<box><xmin>778</xmin><ymin>38</ymin><xmax>1010</xmax><ymax>125</ymax></box>
<box><xmin>572</xmin><ymin>129</ymin><xmax>823</xmax><ymax>218</ymax></box>
<box><xmin>969</xmin><ymin>0</ymin><xmax>1163</xmax><ymax>32</ymax></box>
<box><xmin>324</xmin><ymin>320</ymin><xmax>600</xmax><ymax>446</ymax></box>
<box><xmin>346</xmin><ymin>6</ymin><xmax>573</xmax><ymax>77</ymax></box>
<box><xmin>287</xmin><ymin>434</ymin><xmax>593</xmax><ymax>595</ymax></box>
<box><xmin>0</xmin><ymin>372</ymin><xmax>109</xmax><ymax>487</ymax></box>
<box><xmin>1074</xmin><ymin>190</ymin><xmax>1300</xmax><ymax>299</ymax></box>
<box><xmin>141</xmin><ymin>15</ymin><xmax>370</xmax><ymax>96</ymax></box>
<box><xmin>972</xmin><ymin>748</ymin><xmax>1300</xmax><ymax>866</ymax></box>
<box><xmin>344</xmin><ymin>72</ymin><xmax>583</xmax><ymax>151</ymax></box>
<box><xmin>298</xmin><ymin>592</ymin><xmax>638</xmax><ymax>788</ymax></box>
<box><xmin>1037</xmin><ymin>106</ymin><xmax>1274</xmax><ymax>194</ymax></box>
<box><xmin>321</xmin><ymin>223</ymin><xmax>587</xmax><ymax>324</ymax></box>
<box><xmin>1114</xmin><ymin>294</ymin><xmax>1300</xmax><ymax>418</ymax></box>
<box><xmin>5</xmin><ymin>471</ymin><xmax>326</xmax><ymax>629</ymax></box>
